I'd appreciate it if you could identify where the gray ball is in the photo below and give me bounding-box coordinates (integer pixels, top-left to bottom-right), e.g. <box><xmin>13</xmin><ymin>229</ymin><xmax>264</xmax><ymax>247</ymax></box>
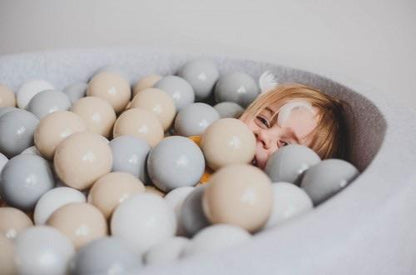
<box><xmin>301</xmin><ymin>159</ymin><xmax>359</xmax><ymax>205</ymax></box>
<box><xmin>0</xmin><ymin>154</ymin><xmax>54</xmax><ymax>211</ymax></box>
<box><xmin>154</xmin><ymin>76</ymin><xmax>195</xmax><ymax>111</ymax></box>
<box><xmin>174</xmin><ymin>103</ymin><xmax>220</xmax><ymax>136</ymax></box>
<box><xmin>147</xmin><ymin>136</ymin><xmax>205</xmax><ymax>192</ymax></box>
<box><xmin>179</xmin><ymin>185</ymin><xmax>210</xmax><ymax>237</ymax></box>
<box><xmin>0</xmin><ymin>107</ymin><xmax>18</xmax><ymax>118</ymax></box>
<box><xmin>27</xmin><ymin>89</ymin><xmax>71</xmax><ymax>119</ymax></box>
<box><xmin>265</xmin><ymin>144</ymin><xmax>321</xmax><ymax>185</ymax></box>
<box><xmin>69</xmin><ymin>237</ymin><xmax>141</xmax><ymax>275</ymax></box>
<box><xmin>214</xmin><ymin>72</ymin><xmax>259</xmax><ymax>107</ymax></box>
<box><xmin>214</xmin><ymin>102</ymin><xmax>244</xmax><ymax>118</ymax></box>
<box><xmin>110</xmin><ymin>135</ymin><xmax>151</xmax><ymax>184</ymax></box>
<box><xmin>63</xmin><ymin>82</ymin><xmax>88</xmax><ymax>104</ymax></box>
<box><xmin>0</xmin><ymin>109</ymin><xmax>39</xmax><ymax>158</ymax></box>
<box><xmin>177</xmin><ymin>58</ymin><xmax>219</xmax><ymax>100</ymax></box>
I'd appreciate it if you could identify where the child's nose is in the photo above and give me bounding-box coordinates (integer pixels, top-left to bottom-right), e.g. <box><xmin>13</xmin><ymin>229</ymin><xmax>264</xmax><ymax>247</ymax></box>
<box><xmin>256</xmin><ymin>129</ymin><xmax>273</xmax><ymax>150</ymax></box>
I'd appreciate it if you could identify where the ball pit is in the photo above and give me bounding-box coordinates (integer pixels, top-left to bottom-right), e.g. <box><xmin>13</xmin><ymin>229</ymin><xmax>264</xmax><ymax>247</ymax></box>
<box><xmin>0</xmin><ymin>47</ymin><xmax>414</xmax><ymax>274</ymax></box>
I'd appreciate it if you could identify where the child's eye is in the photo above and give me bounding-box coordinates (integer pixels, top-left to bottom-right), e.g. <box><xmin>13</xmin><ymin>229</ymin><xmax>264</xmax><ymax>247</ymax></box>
<box><xmin>256</xmin><ymin>116</ymin><xmax>270</xmax><ymax>128</ymax></box>
<box><xmin>279</xmin><ymin>141</ymin><xmax>289</xmax><ymax>146</ymax></box>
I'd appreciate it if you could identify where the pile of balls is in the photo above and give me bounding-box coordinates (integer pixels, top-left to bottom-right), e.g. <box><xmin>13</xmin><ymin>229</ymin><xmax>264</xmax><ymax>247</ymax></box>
<box><xmin>0</xmin><ymin>58</ymin><xmax>359</xmax><ymax>274</ymax></box>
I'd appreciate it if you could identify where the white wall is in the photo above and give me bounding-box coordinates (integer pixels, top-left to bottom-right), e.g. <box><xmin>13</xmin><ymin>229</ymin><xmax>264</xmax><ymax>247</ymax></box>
<box><xmin>1</xmin><ymin>0</ymin><xmax>415</xmax><ymax>108</ymax></box>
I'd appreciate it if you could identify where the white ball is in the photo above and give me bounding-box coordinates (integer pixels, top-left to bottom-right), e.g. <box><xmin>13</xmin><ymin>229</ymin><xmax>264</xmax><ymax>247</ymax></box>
<box><xmin>20</xmin><ymin>146</ymin><xmax>41</xmax><ymax>156</ymax></box>
<box><xmin>16</xmin><ymin>80</ymin><xmax>54</xmax><ymax>109</ymax></box>
<box><xmin>164</xmin><ymin>186</ymin><xmax>194</xmax><ymax>235</ymax></box>
<box><xmin>111</xmin><ymin>193</ymin><xmax>177</xmax><ymax>255</ymax></box>
<box><xmin>263</xmin><ymin>182</ymin><xmax>313</xmax><ymax>230</ymax></box>
<box><xmin>34</xmin><ymin>187</ymin><xmax>86</xmax><ymax>225</ymax></box>
<box><xmin>144</xmin><ymin>236</ymin><xmax>190</xmax><ymax>265</ymax></box>
<box><xmin>15</xmin><ymin>226</ymin><xmax>75</xmax><ymax>275</ymax></box>
<box><xmin>182</xmin><ymin>224</ymin><xmax>251</xmax><ymax>257</ymax></box>
<box><xmin>0</xmin><ymin>152</ymin><xmax>8</xmax><ymax>175</ymax></box>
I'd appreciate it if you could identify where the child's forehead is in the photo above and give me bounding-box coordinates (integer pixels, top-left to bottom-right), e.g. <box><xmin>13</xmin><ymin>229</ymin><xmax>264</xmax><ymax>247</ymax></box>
<box><xmin>261</xmin><ymin>98</ymin><xmax>313</xmax><ymax>115</ymax></box>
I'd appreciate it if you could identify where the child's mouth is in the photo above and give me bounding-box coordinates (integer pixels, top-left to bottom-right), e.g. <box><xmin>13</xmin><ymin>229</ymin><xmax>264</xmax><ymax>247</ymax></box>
<box><xmin>251</xmin><ymin>157</ymin><xmax>258</xmax><ymax>167</ymax></box>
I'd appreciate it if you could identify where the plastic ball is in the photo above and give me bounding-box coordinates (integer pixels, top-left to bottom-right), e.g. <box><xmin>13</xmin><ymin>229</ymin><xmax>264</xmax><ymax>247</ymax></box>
<box><xmin>301</xmin><ymin>159</ymin><xmax>360</xmax><ymax>205</ymax></box>
<box><xmin>147</xmin><ymin>136</ymin><xmax>205</xmax><ymax>192</ymax></box>
<box><xmin>201</xmin><ymin>118</ymin><xmax>256</xmax><ymax>170</ymax></box>
<box><xmin>34</xmin><ymin>110</ymin><xmax>87</xmax><ymax>160</ymax></box>
<box><xmin>20</xmin><ymin>146</ymin><xmax>41</xmax><ymax>156</ymax></box>
<box><xmin>69</xmin><ymin>237</ymin><xmax>141</xmax><ymax>275</ymax></box>
<box><xmin>0</xmin><ymin>235</ymin><xmax>17</xmax><ymax>274</ymax></box>
<box><xmin>214</xmin><ymin>102</ymin><xmax>244</xmax><ymax>118</ymax></box>
<box><xmin>27</xmin><ymin>89</ymin><xmax>71</xmax><ymax>119</ymax></box>
<box><xmin>47</xmin><ymin>203</ymin><xmax>108</xmax><ymax>249</ymax></box>
<box><xmin>130</xmin><ymin>88</ymin><xmax>176</xmax><ymax>131</ymax></box>
<box><xmin>16</xmin><ymin>79</ymin><xmax>54</xmax><ymax>109</ymax></box>
<box><xmin>93</xmin><ymin>65</ymin><xmax>129</xmax><ymax>81</ymax></box>
<box><xmin>113</xmin><ymin>108</ymin><xmax>164</xmax><ymax>147</ymax></box>
<box><xmin>174</xmin><ymin>102</ymin><xmax>220</xmax><ymax>136</ymax></box>
<box><xmin>87</xmin><ymin>71</ymin><xmax>131</xmax><ymax>113</ymax></box>
<box><xmin>144</xmin><ymin>236</ymin><xmax>190</xmax><ymax>265</ymax></box>
<box><xmin>71</xmin><ymin>96</ymin><xmax>116</xmax><ymax>138</ymax></box>
<box><xmin>53</xmin><ymin>132</ymin><xmax>113</xmax><ymax>190</ymax></box>
<box><xmin>177</xmin><ymin>58</ymin><xmax>219</xmax><ymax>100</ymax></box>
<box><xmin>0</xmin><ymin>106</ymin><xmax>18</xmax><ymax>118</ymax></box>
<box><xmin>145</xmin><ymin>186</ymin><xmax>165</xmax><ymax>197</ymax></box>
<box><xmin>265</xmin><ymin>144</ymin><xmax>321</xmax><ymax>185</ymax></box>
<box><xmin>0</xmin><ymin>109</ymin><xmax>39</xmax><ymax>157</ymax></box>
<box><xmin>0</xmin><ymin>207</ymin><xmax>33</xmax><ymax>239</ymax></box>
<box><xmin>0</xmin><ymin>84</ymin><xmax>16</xmax><ymax>107</ymax></box>
<box><xmin>63</xmin><ymin>82</ymin><xmax>88</xmax><ymax>104</ymax></box>
<box><xmin>164</xmin><ymin>186</ymin><xmax>195</xmax><ymax>236</ymax></box>
<box><xmin>181</xmin><ymin>224</ymin><xmax>251</xmax><ymax>258</ymax></box>
<box><xmin>15</xmin><ymin>226</ymin><xmax>74</xmax><ymax>275</ymax></box>
<box><xmin>154</xmin><ymin>75</ymin><xmax>195</xmax><ymax>111</ymax></box>
<box><xmin>88</xmin><ymin>172</ymin><xmax>145</xmax><ymax>219</ymax></box>
<box><xmin>109</xmin><ymin>135</ymin><xmax>151</xmax><ymax>183</ymax></box>
<box><xmin>111</xmin><ymin>193</ymin><xmax>176</xmax><ymax>255</ymax></box>
<box><xmin>0</xmin><ymin>154</ymin><xmax>54</xmax><ymax>211</ymax></box>
<box><xmin>133</xmin><ymin>74</ymin><xmax>162</xmax><ymax>97</ymax></box>
<box><xmin>263</xmin><ymin>182</ymin><xmax>313</xmax><ymax>230</ymax></box>
<box><xmin>214</xmin><ymin>72</ymin><xmax>259</xmax><ymax>107</ymax></box>
<box><xmin>34</xmin><ymin>187</ymin><xmax>86</xmax><ymax>225</ymax></box>
<box><xmin>179</xmin><ymin>185</ymin><xmax>210</xmax><ymax>237</ymax></box>
<box><xmin>0</xmin><ymin>152</ymin><xmax>7</xmax><ymax>174</ymax></box>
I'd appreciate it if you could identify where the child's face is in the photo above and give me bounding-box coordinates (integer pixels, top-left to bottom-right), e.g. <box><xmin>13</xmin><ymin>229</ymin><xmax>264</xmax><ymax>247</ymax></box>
<box><xmin>240</xmin><ymin>99</ymin><xmax>319</xmax><ymax>169</ymax></box>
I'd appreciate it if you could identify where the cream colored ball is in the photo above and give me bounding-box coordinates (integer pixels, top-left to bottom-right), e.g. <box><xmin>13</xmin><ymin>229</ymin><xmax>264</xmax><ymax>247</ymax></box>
<box><xmin>53</xmin><ymin>132</ymin><xmax>112</xmax><ymax>190</ymax></box>
<box><xmin>202</xmin><ymin>164</ymin><xmax>273</xmax><ymax>232</ymax></box>
<box><xmin>87</xmin><ymin>71</ymin><xmax>131</xmax><ymax>113</ymax></box>
<box><xmin>145</xmin><ymin>186</ymin><xmax>165</xmax><ymax>197</ymax></box>
<box><xmin>0</xmin><ymin>84</ymin><xmax>16</xmax><ymax>107</ymax></box>
<box><xmin>0</xmin><ymin>207</ymin><xmax>33</xmax><ymax>239</ymax></box>
<box><xmin>0</xmin><ymin>235</ymin><xmax>17</xmax><ymax>274</ymax></box>
<box><xmin>88</xmin><ymin>172</ymin><xmax>145</xmax><ymax>219</ymax></box>
<box><xmin>201</xmin><ymin>118</ymin><xmax>256</xmax><ymax>170</ymax></box>
<box><xmin>133</xmin><ymin>74</ymin><xmax>162</xmax><ymax>97</ymax></box>
<box><xmin>71</xmin><ymin>96</ymin><xmax>116</xmax><ymax>138</ymax></box>
<box><xmin>113</xmin><ymin>108</ymin><xmax>164</xmax><ymax>147</ymax></box>
<box><xmin>34</xmin><ymin>111</ymin><xmax>87</xmax><ymax>160</ymax></box>
<box><xmin>130</xmin><ymin>88</ymin><xmax>176</xmax><ymax>131</ymax></box>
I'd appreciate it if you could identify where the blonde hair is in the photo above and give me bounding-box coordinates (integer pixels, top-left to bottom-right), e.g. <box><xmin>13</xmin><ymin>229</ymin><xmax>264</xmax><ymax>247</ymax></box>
<box><xmin>240</xmin><ymin>83</ymin><xmax>350</xmax><ymax>160</ymax></box>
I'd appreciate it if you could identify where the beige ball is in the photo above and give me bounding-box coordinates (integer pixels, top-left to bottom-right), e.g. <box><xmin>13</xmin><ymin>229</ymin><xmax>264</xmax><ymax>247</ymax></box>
<box><xmin>46</xmin><ymin>202</ymin><xmax>107</xmax><ymax>249</ymax></box>
<box><xmin>145</xmin><ymin>186</ymin><xmax>165</xmax><ymax>197</ymax></box>
<box><xmin>0</xmin><ymin>207</ymin><xmax>33</xmax><ymax>239</ymax></box>
<box><xmin>0</xmin><ymin>235</ymin><xmax>17</xmax><ymax>274</ymax></box>
<box><xmin>34</xmin><ymin>111</ymin><xmax>87</xmax><ymax>160</ymax></box>
<box><xmin>133</xmin><ymin>74</ymin><xmax>162</xmax><ymax>97</ymax></box>
<box><xmin>201</xmin><ymin>118</ymin><xmax>256</xmax><ymax>170</ymax></box>
<box><xmin>87</xmin><ymin>71</ymin><xmax>131</xmax><ymax>113</ymax></box>
<box><xmin>130</xmin><ymin>88</ymin><xmax>176</xmax><ymax>131</ymax></box>
<box><xmin>88</xmin><ymin>172</ymin><xmax>145</xmax><ymax>219</ymax></box>
<box><xmin>202</xmin><ymin>164</ymin><xmax>273</xmax><ymax>232</ymax></box>
<box><xmin>71</xmin><ymin>96</ymin><xmax>116</xmax><ymax>138</ymax></box>
<box><xmin>113</xmin><ymin>108</ymin><xmax>164</xmax><ymax>147</ymax></box>
<box><xmin>0</xmin><ymin>84</ymin><xmax>16</xmax><ymax>107</ymax></box>
<box><xmin>54</xmin><ymin>132</ymin><xmax>112</xmax><ymax>190</ymax></box>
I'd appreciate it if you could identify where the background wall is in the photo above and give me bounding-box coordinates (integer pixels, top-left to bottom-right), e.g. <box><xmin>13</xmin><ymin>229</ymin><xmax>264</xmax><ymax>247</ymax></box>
<box><xmin>0</xmin><ymin>0</ymin><xmax>415</xmax><ymax>108</ymax></box>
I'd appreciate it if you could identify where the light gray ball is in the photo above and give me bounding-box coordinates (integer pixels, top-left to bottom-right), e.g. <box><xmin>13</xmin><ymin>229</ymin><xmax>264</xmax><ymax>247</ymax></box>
<box><xmin>27</xmin><ymin>89</ymin><xmax>71</xmax><ymax>119</ymax></box>
<box><xmin>69</xmin><ymin>237</ymin><xmax>141</xmax><ymax>275</ymax></box>
<box><xmin>0</xmin><ymin>107</ymin><xmax>18</xmax><ymax>118</ymax></box>
<box><xmin>63</xmin><ymin>82</ymin><xmax>88</xmax><ymax>104</ymax></box>
<box><xmin>0</xmin><ymin>109</ymin><xmax>39</xmax><ymax>158</ymax></box>
<box><xmin>174</xmin><ymin>103</ymin><xmax>220</xmax><ymax>136</ymax></box>
<box><xmin>154</xmin><ymin>75</ymin><xmax>195</xmax><ymax>111</ymax></box>
<box><xmin>214</xmin><ymin>72</ymin><xmax>259</xmax><ymax>107</ymax></box>
<box><xmin>301</xmin><ymin>159</ymin><xmax>359</xmax><ymax>205</ymax></box>
<box><xmin>265</xmin><ymin>144</ymin><xmax>321</xmax><ymax>185</ymax></box>
<box><xmin>0</xmin><ymin>154</ymin><xmax>54</xmax><ymax>211</ymax></box>
<box><xmin>179</xmin><ymin>185</ymin><xmax>210</xmax><ymax>237</ymax></box>
<box><xmin>214</xmin><ymin>102</ymin><xmax>244</xmax><ymax>118</ymax></box>
<box><xmin>177</xmin><ymin>58</ymin><xmax>219</xmax><ymax>100</ymax></box>
<box><xmin>110</xmin><ymin>135</ymin><xmax>151</xmax><ymax>184</ymax></box>
<box><xmin>147</xmin><ymin>136</ymin><xmax>205</xmax><ymax>192</ymax></box>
